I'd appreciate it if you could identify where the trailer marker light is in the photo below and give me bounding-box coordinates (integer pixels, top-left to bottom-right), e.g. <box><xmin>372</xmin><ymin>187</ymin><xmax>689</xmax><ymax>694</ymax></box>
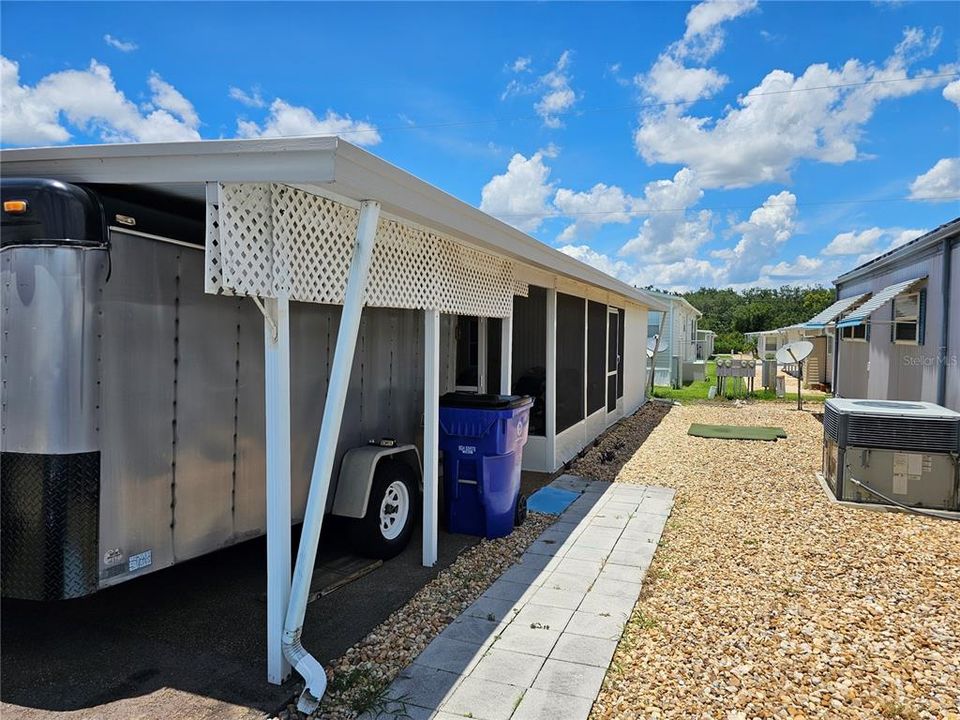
<box><xmin>115</xmin><ymin>214</ymin><xmax>136</xmax><ymax>226</ymax></box>
<box><xmin>3</xmin><ymin>200</ymin><xmax>28</xmax><ymax>214</ymax></box>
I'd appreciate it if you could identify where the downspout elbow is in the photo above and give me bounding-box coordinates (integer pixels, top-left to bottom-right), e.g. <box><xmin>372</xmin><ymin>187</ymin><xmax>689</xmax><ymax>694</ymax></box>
<box><xmin>282</xmin><ymin>629</ymin><xmax>327</xmax><ymax>715</ymax></box>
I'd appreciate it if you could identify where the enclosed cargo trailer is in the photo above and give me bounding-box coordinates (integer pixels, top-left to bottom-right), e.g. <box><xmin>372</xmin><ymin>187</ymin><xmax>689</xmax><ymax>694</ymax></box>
<box><xmin>1</xmin><ymin>178</ymin><xmax>430</xmax><ymax>601</ymax></box>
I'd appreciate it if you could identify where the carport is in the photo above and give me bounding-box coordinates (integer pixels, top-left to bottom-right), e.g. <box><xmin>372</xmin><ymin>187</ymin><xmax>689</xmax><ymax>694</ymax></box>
<box><xmin>3</xmin><ymin>136</ymin><xmax>665</xmax><ymax>713</ymax></box>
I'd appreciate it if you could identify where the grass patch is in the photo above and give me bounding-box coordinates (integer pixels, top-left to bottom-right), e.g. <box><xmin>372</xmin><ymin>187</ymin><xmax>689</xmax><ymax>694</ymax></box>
<box><xmin>652</xmin><ymin>359</ymin><xmax>825</xmax><ymax>403</ymax></box>
<box><xmin>326</xmin><ymin>665</ymin><xmax>403</xmax><ymax>718</ymax></box>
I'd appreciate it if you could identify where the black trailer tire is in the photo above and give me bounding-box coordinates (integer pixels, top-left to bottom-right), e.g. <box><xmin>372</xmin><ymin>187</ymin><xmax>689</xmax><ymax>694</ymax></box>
<box><xmin>514</xmin><ymin>493</ymin><xmax>528</xmax><ymax>527</ymax></box>
<box><xmin>349</xmin><ymin>459</ymin><xmax>418</xmax><ymax>560</ymax></box>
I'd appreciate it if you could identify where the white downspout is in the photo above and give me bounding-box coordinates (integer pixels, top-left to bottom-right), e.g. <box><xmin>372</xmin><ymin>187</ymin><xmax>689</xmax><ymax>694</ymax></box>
<box><xmin>282</xmin><ymin>200</ymin><xmax>381</xmax><ymax>714</ymax></box>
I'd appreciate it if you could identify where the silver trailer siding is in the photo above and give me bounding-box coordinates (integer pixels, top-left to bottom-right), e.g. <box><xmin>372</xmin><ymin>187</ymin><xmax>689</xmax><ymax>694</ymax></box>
<box><xmin>2</xmin><ymin>198</ymin><xmax>454</xmax><ymax>599</ymax></box>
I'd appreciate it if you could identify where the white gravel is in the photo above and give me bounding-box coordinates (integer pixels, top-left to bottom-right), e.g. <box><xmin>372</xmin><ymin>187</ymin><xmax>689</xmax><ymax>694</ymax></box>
<box><xmin>590</xmin><ymin>401</ymin><xmax>960</xmax><ymax>720</ymax></box>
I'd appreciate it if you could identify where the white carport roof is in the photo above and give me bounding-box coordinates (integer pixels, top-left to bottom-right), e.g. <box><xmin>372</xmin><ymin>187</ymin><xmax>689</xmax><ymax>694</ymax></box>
<box><xmin>0</xmin><ymin>136</ymin><xmax>668</xmax><ymax>312</ymax></box>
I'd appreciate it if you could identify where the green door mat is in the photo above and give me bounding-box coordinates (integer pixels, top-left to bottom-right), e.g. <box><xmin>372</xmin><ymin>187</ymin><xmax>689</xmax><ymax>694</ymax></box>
<box><xmin>688</xmin><ymin>423</ymin><xmax>788</xmax><ymax>441</ymax></box>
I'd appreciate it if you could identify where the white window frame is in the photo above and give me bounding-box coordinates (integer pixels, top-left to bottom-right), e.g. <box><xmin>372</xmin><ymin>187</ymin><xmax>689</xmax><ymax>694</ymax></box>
<box><xmin>892</xmin><ymin>292</ymin><xmax>920</xmax><ymax>346</ymax></box>
<box><xmin>840</xmin><ymin>323</ymin><xmax>868</xmax><ymax>342</ymax></box>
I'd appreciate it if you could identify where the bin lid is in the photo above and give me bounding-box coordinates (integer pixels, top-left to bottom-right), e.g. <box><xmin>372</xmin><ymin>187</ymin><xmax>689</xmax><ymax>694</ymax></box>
<box><xmin>439</xmin><ymin>392</ymin><xmax>532</xmax><ymax>410</ymax></box>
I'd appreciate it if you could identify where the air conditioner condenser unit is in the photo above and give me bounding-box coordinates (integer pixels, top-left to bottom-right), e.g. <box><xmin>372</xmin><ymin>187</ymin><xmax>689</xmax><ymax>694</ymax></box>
<box><xmin>822</xmin><ymin>398</ymin><xmax>960</xmax><ymax>512</ymax></box>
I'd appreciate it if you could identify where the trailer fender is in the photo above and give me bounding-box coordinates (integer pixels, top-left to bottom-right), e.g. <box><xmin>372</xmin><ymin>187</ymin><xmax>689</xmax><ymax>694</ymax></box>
<box><xmin>331</xmin><ymin>444</ymin><xmax>422</xmax><ymax>519</ymax></box>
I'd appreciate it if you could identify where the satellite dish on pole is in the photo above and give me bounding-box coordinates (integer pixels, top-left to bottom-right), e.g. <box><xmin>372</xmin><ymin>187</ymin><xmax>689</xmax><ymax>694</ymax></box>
<box><xmin>775</xmin><ymin>340</ymin><xmax>814</xmax><ymax>410</ymax></box>
<box><xmin>775</xmin><ymin>340</ymin><xmax>813</xmax><ymax>365</ymax></box>
<box><xmin>646</xmin><ymin>336</ymin><xmax>659</xmax><ymax>359</ymax></box>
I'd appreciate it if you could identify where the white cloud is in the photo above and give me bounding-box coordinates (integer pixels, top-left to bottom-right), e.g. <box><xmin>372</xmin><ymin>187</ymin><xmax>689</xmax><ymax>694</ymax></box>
<box><xmin>535</xmin><ymin>51</ymin><xmax>578</xmax><ymax>128</ymax></box>
<box><xmin>148</xmin><ymin>72</ymin><xmax>198</xmax><ymax>128</ymax></box>
<box><xmin>619</xmin><ymin>168</ymin><xmax>713</xmax><ymax>263</ymax></box>
<box><xmin>558</xmin><ymin>244</ymin><xmax>634</xmax><ymax>280</ymax></box>
<box><xmin>822</xmin><ymin>225</ymin><xmax>925</xmax><ymax>268</ymax></box>
<box><xmin>236</xmin><ymin>99</ymin><xmax>381</xmax><ymax>145</ymax></box>
<box><xmin>852</xmin><ymin>227</ymin><xmax>927</xmax><ymax>265</ymax></box>
<box><xmin>103</xmin><ymin>34</ymin><xmax>138</xmax><ymax>52</ymax></box>
<box><xmin>229</xmin><ymin>85</ymin><xmax>265</xmax><ymax>108</ymax></box>
<box><xmin>944</xmin><ymin>79</ymin><xmax>960</xmax><ymax>107</ymax></box>
<box><xmin>501</xmin><ymin>52</ymin><xmax>579</xmax><ymax>128</ymax></box>
<box><xmin>908</xmin><ymin>157</ymin><xmax>960</xmax><ymax>201</ymax></box>
<box><xmin>635</xmin><ymin>28</ymin><xmax>957</xmax><ymax>188</ymax></box>
<box><xmin>684</xmin><ymin>0</ymin><xmax>758</xmax><ymax>41</ymax></box>
<box><xmin>554</xmin><ymin>183</ymin><xmax>641</xmax><ymax>243</ymax></box>
<box><xmin>636</xmin><ymin>0</ymin><xmax>749</xmax><ymax>106</ymax></box>
<box><xmin>557</xmin><ymin>190</ymin><xmax>835</xmax><ymax>291</ymax></box>
<box><xmin>641</xmin><ymin>55</ymin><xmax>728</xmax><ymax>104</ymax></box>
<box><xmin>762</xmin><ymin>254</ymin><xmax>823</xmax><ymax>278</ymax></box>
<box><xmin>712</xmin><ymin>191</ymin><xmax>797</xmax><ymax>281</ymax></box>
<box><xmin>823</xmin><ymin>227</ymin><xmax>886</xmax><ymax>255</ymax></box>
<box><xmin>479</xmin><ymin>149</ymin><xmax>555</xmax><ymax>232</ymax></box>
<box><xmin>510</xmin><ymin>56</ymin><xmax>531</xmax><ymax>73</ymax></box>
<box><xmin>559</xmin><ymin>244</ymin><xmax>726</xmax><ymax>292</ymax></box>
<box><xmin>0</xmin><ymin>55</ymin><xmax>200</xmax><ymax>145</ymax></box>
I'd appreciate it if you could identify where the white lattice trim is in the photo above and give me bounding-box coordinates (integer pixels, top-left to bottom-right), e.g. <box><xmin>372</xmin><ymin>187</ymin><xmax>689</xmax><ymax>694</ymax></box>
<box><xmin>205</xmin><ymin>182</ymin><xmax>522</xmax><ymax>317</ymax></box>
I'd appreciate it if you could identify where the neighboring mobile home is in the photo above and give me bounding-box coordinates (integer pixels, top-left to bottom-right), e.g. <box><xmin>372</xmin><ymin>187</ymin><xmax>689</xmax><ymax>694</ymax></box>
<box><xmin>748</xmin><ymin>323</ymin><xmax>835</xmax><ymax>389</ymax></box>
<box><xmin>645</xmin><ymin>289</ymin><xmax>704</xmax><ymax>387</ymax></box>
<box><xmin>0</xmin><ymin>137</ymin><xmax>665</xmax><ymax>701</ymax></box>
<box><xmin>832</xmin><ymin>219</ymin><xmax>960</xmax><ymax>410</ymax></box>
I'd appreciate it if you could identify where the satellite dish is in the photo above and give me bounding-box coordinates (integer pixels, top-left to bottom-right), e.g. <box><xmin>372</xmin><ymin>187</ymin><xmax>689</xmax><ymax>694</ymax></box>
<box><xmin>776</xmin><ymin>340</ymin><xmax>813</xmax><ymax>365</ymax></box>
<box><xmin>646</xmin><ymin>336</ymin><xmax>660</xmax><ymax>358</ymax></box>
<box><xmin>775</xmin><ymin>340</ymin><xmax>814</xmax><ymax>412</ymax></box>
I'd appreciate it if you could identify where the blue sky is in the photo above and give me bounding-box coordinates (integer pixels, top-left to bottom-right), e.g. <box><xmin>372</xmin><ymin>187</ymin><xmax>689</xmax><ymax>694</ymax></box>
<box><xmin>2</xmin><ymin>1</ymin><xmax>958</xmax><ymax>290</ymax></box>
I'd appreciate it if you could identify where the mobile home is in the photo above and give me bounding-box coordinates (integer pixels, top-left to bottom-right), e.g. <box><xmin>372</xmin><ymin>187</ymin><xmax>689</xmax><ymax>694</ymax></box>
<box><xmin>0</xmin><ymin>137</ymin><xmax>664</xmax><ymax>703</ymax></box>
<box><xmin>831</xmin><ymin>219</ymin><xmax>960</xmax><ymax>409</ymax></box>
<box><xmin>645</xmin><ymin>290</ymin><xmax>704</xmax><ymax>387</ymax></box>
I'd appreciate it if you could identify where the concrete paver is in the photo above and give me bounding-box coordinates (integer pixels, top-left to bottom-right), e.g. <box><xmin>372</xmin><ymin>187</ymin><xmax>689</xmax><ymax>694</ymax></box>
<box><xmin>380</xmin><ymin>478</ymin><xmax>674</xmax><ymax>720</ymax></box>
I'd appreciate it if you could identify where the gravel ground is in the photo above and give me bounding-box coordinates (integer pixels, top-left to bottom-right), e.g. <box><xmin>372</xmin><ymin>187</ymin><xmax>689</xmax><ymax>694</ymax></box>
<box><xmin>590</xmin><ymin>401</ymin><xmax>960</xmax><ymax>720</ymax></box>
<box><xmin>567</xmin><ymin>401</ymin><xmax>673</xmax><ymax>482</ymax></box>
<box><xmin>276</xmin><ymin>513</ymin><xmax>554</xmax><ymax>719</ymax></box>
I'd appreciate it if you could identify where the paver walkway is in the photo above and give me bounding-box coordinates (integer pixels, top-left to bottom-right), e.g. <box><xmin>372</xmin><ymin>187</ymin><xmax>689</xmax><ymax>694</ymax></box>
<box><xmin>376</xmin><ymin>477</ymin><xmax>675</xmax><ymax>720</ymax></box>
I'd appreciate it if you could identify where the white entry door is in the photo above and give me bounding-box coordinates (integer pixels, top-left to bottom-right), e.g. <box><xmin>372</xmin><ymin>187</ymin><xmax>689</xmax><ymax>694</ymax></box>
<box><xmin>607</xmin><ymin>308</ymin><xmax>621</xmax><ymax>413</ymax></box>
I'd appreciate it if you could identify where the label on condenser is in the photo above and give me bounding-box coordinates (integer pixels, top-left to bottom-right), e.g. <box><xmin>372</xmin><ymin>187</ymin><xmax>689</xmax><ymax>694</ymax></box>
<box><xmin>458</xmin><ymin>445</ymin><xmax>477</xmax><ymax>455</ymax></box>
<box><xmin>128</xmin><ymin>550</ymin><xmax>153</xmax><ymax>572</ymax></box>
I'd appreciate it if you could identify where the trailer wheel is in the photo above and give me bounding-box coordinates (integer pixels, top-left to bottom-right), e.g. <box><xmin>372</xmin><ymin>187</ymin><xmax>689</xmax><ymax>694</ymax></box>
<box><xmin>350</xmin><ymin>459</ymin><xmax>418</xmax><ymax>559</ymax></box>
<box><xmin>514</xmin><ymin>493</ymin><xmax>528</xmax><ymax>527</ymax></box>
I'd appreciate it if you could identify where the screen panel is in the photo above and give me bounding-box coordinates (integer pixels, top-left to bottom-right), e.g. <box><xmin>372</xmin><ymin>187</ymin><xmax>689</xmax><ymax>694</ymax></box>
<box><xmin>587</xmin><ymin>301</ymin><xmax>607</xmax><ymax>414</ymax></box>
<box><xmin>486</xmin><ymin>318</ymin><xmax>502</xmax><ymax>394</ymax></box>
<box><xmin>512</xmin><ymin>286</ymin><xmax>547</xmax><ymax>436</ymax></box>
<box><xmin>556</xmin><ymin>293</ymin><xmax>585</xmax><ymax>433</ymax></box>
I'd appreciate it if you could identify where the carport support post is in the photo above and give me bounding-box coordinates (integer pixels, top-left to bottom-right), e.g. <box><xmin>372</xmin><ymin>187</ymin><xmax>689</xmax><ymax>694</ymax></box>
<box><xmin>545</xmin><ymin>289</ymin><xmax>557</xmax><ymax>469</ymax></box>
<box><xmin>423</xmin><ymin>308</ymin><xmax>440</xmax><ymax>567</ymax></box>
<box><xmin>500</xmin><ymin>313</ymin><xmax>513</xmax><ymax>394</ymax></box>
<box><xmin>282</xmin><ymin>200</ymin><xmax>381</xmax><ymax>714</ymax></box>
<box><xmin>264</xmin><ymin>295</ymin><xmax>292</xmax><ymax>685</ymax></box>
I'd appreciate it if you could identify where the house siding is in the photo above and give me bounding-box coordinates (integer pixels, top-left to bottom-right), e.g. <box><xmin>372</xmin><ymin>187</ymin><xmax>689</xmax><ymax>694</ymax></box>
<box><xmin>836</xmin><ymin>233</ymin><xmax>958</xmax><ymax>409</ymax></box>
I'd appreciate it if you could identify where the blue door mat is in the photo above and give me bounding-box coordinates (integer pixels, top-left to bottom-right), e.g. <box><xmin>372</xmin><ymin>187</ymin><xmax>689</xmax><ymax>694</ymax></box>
<box><xmin>527</xmin><ymin>486</ymin><xmax>581</xmax><ymax>515</ymax></box>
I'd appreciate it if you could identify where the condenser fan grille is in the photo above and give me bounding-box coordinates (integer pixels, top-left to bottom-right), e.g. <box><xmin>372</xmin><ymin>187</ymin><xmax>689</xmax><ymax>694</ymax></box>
<box><xmin>824</xmin><ymin>405</ymin><xmax>841</xmax><ymax>442</ymax></box>
<box><xmin>845</xmin><ymin>415</ymin><xmax>960</xmax><ymax>453</ymax></box>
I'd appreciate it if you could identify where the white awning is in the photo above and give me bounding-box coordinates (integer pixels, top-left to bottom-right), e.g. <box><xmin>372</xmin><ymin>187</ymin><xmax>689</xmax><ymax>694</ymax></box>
<box><xmin>836</xmin><ymin>277</ymin><xmax>926</xmax><ymax>327</ymax></box>
<box><xmin>804</xmin><ymin>292</ymin><xmax>869</xmax><ymax>328</ymax></box>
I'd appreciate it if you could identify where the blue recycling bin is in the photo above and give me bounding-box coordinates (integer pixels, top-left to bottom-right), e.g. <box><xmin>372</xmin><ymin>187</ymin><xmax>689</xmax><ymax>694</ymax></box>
<box><xmin>438</xmin><ymin>393</ymin><xmax>533</xmax><ymax>539</ymax></box>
